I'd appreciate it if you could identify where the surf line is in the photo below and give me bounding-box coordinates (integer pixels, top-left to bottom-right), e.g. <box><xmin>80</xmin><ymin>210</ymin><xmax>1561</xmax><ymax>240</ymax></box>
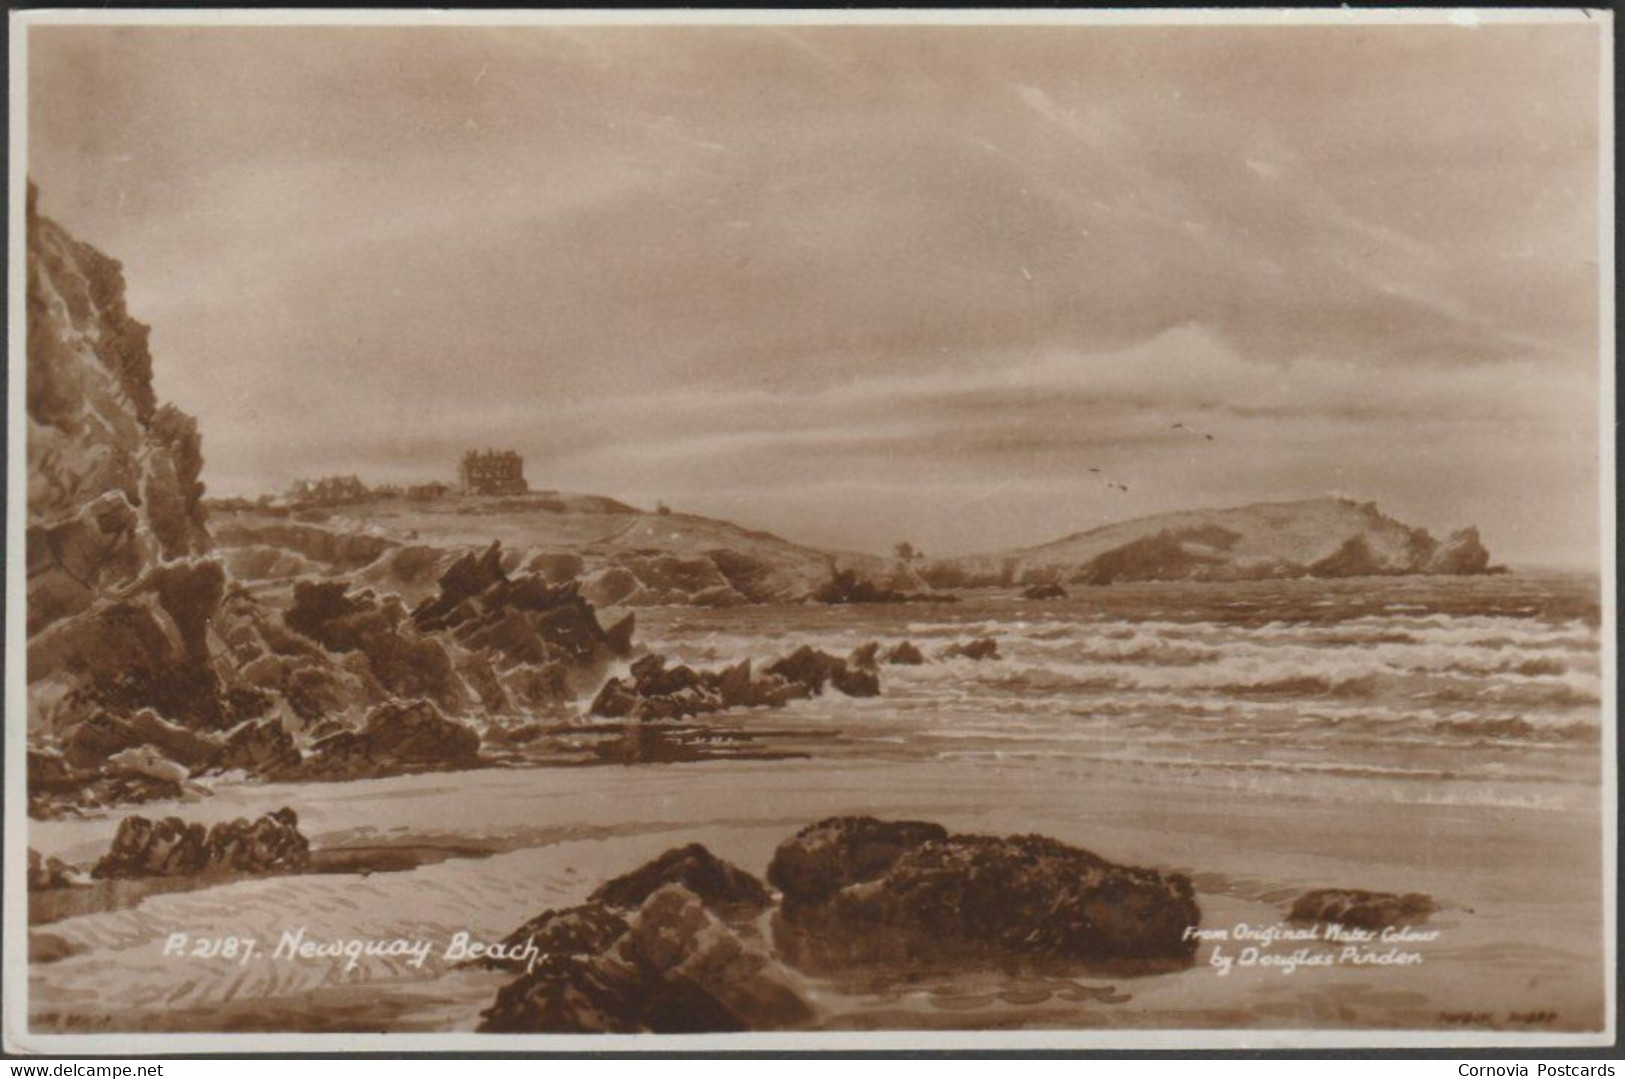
<box><xmin>272</xmin><ymin>927</ymin><xmax>438</xmax><ymax>972</ymax></box>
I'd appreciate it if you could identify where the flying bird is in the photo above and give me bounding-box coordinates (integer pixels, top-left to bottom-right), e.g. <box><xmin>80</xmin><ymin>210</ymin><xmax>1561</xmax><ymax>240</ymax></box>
<box><xmin>1171</xmin><ymin>421</ymin><xmax>1218</xmax><ymax>443</ymax></box>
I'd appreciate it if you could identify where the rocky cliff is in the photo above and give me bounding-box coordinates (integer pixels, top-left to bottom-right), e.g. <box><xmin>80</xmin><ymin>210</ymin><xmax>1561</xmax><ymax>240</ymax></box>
<box><xmin>26</xmin><ymin>183</ymin><xmax>211</xmax><ymax>628</ymax></box>
<box><xmin>22</xmin><ymin>192</ymin><xmax>660</xmax><ymax>818</ymax></box>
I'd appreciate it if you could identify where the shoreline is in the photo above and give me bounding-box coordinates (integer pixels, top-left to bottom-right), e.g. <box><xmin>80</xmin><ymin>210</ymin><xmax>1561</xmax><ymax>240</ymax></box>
<box><xmin>26</xmin><ymin>753</ymin><xmax>1606</xmax><ymax>1033</ymax></box>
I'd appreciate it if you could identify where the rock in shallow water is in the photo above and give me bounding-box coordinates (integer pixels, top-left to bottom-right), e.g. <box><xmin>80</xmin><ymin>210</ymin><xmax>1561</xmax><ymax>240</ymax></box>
<box><xmin>91</xmin><ymin>806</ymin><xmax>310</xmax><ymax>879</ymax></box>
<box><xmin>589</xmin><ymin>645</ymin><xmax>879</xmax><ymax>723</ymax></box>
<box><xmin>940</xmin><ymin>637</ymin><xmax>1000</xmax><ymax>661</ymax></box>
<box><xmin>768</xmin><ymin>816</ymin><xmax>949</xmax><ymax>907</ymax></box>
<box><xmin>1289</xmin><ymin>888</ymin><xmax>1436</xmax><ymax>930</ymax></box>
<box><xmin>480</xmin><ymin>820</ymin><xmax>1209</xmax><ymax>1032</ymax></box>
<box><xmin>882</xmin><ymin>641</ymin><xmax>927</xmax><ymax>665</ymax></box>
<box><xmin>770</xmin><ymin>816</ymin><xmax>1200</xmax><ymax>971</ymax></box>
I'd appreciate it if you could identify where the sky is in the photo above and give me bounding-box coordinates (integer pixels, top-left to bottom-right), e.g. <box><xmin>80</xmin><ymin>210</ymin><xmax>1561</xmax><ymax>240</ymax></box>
<box><xmin>27</xmin><ymin>18</ymin><xmax>1606</xmax><ymax>564</ymax></box>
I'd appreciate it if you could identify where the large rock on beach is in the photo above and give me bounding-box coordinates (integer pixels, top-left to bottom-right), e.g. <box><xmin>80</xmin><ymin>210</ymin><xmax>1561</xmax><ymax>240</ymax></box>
<box><xmin>478</xmin><ymin>884</ymin><xmax>812</xmax><ymax>1034</ymax></box>
<box><xmin>770</xmin><ymin>816</ymin><xmax>1200</xmax><ymax>970</ymax></box>
<box><xmin>91</xmin><ymin>807</ymin><xmax>309</xmax><ymax>879</ymax></box>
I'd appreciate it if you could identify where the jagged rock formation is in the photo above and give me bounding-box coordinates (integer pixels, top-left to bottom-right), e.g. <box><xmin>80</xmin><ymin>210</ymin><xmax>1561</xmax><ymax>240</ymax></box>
<box><xmin>25</xmin><ymin>187</ymin><xmax>278</xmax><ymax>780</ymax></box>
<box><xmin>91</xmin><ymin>807</ymin><xmax>310</xmax><ymax>879</ymax></box>
<box><xmin>27</xmin><ymin>183</ymin><xmax>210</xmax><ymax>573</ymax></box>
<box><xmin>590</xmin><ymin>646</ymin><xmax>879</xmax><ymax>723</ymax></box>
<box><xmin>300</xmin><ymin>699</ymin><xmax>482</xmax><ymax>780</ymax></box>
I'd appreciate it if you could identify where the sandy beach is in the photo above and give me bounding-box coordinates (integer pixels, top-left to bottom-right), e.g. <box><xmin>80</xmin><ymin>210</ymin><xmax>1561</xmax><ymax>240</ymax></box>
<box><xmin>27</xmin><ymin>745</ymin><xmax>1605</xmax><ymax>1034</ymax></box>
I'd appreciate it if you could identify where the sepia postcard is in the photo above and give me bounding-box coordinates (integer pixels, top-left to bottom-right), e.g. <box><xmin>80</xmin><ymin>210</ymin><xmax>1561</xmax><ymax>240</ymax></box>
<box><xmin>4</xmin><ymin>7</ymin><xmax>1616</xmax><ymax>1054</ymax></box>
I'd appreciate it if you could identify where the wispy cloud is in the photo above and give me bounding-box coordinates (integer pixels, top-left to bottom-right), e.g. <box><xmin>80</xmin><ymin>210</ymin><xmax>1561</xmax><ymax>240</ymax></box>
<box><xmin>27</xmin><ymin>21</ymin><xmax>1602</xmax><ymax>564</ymax></box>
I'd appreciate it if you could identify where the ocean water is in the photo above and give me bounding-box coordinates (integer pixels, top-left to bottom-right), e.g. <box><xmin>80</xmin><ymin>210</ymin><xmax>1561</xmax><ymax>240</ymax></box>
<box><xmin>26</xmin><ymin>572</ymin><xmax>1609</xmax><ymax>1035</ymax></box>
<box><xmin>638</xmin><ymin>571</ymin><xmax>1605</xmax><ymax>809</ymax></box>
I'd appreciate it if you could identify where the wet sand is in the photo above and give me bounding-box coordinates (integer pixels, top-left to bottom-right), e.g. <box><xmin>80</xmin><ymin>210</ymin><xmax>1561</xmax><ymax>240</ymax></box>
<box><xmin>26</xmin><ymin>753</ymin><xmax>1606</xmax><ymax>1034</ymax></box>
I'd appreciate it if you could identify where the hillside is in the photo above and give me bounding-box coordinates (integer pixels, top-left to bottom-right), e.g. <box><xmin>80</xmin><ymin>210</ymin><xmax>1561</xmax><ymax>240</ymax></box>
<box><xmin>207</xmin><ymin>493</ymin><xmax>897</xmax><ymax>608</ymax></box>
<box><xmin>937</xmin><ymin>497</ymin><xmax>1495</xmax><ymax>587</ymax></box>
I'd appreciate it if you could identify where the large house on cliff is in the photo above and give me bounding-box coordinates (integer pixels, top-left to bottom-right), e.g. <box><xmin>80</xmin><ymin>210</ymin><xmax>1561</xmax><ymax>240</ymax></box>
<box><xmin>460</xmin><ymin>449</ymin><xmax>528</xmax><ymax>496</ymax></box>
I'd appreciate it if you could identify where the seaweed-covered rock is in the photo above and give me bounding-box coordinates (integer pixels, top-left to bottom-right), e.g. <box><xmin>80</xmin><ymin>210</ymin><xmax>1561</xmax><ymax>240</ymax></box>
<box><xmin>590</xmin><ymin>843</ymin><xmax>772</xmax><ymax>920</ymax></box>
<box><xmin>773</xmin><ymin>818</ymin><xmax>1199</xmax><ymax>970</ymax></box>
<box><xmin>1289</xmin><ymin>888</ymin><xmax>1436</xmax><ymax>930</ymax></box>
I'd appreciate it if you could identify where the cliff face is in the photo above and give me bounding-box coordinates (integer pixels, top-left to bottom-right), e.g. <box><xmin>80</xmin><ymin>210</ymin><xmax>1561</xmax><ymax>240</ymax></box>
<box><xmin>949</xmin><ymin>498</ymin><xmax>1497</xmax><ymax>587</ymax></box>
<box><xmin>23</xmin><ymin>193</ymin><xmax>654</xmax><ymax>819</ymax></box>
<box><xmin>25</xmin><ymin>187</ymin><xmax>238</xmax><ymax>744</ymax></box>
<box><xmin>26</xmin><ymin>183</ymin><xmax>211</xmax><ymax>632</ymax></box>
